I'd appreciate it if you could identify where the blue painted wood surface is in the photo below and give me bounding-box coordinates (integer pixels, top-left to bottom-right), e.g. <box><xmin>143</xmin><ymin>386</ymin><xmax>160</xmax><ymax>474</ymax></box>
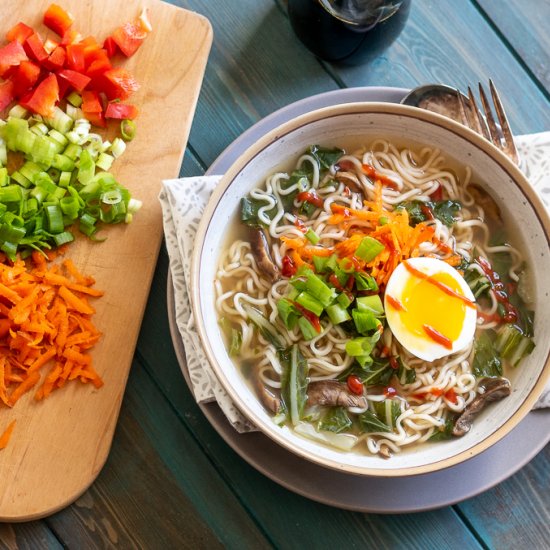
<box><xmin>4</xmin><ymin>0</ymin><xmax>550</xmax><ymax>547</ymax></box>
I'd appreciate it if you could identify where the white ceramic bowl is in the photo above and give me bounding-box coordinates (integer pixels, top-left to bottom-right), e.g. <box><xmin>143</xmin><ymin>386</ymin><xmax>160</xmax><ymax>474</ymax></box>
<box><xmin>191</xmin><ymin>102</ymin><xmax>550</xmax><ymax>477</ymax></box>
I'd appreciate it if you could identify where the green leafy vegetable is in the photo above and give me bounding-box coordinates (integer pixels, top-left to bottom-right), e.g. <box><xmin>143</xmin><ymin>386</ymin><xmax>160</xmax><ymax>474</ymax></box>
<box><xmin>428</xmin><ymin>417</ymin><xmax>456</xmax><ymax>441</ymax></box>
<box><xmin>280</xmin><ymin>345</ymin><xmax>309</xmax><ymax>426</ymax></box>
<box><xmin>243</xmin><ymin>303</ymin><xmax>285</xmax><ymax>350</ymax></box>
<box><xmin>472</xmin><ymin>330</ymin><xmax>502</xmax><ymax>378</ymax></box>
<box><xmin>396</xmin><ymin>199</ymin><xmax>462</xmax><ymax>227</ymax></box>
<box><xmin>358</xmin><ymin>410</ymin><xmax>391</xmax><ymax>433</ymax></box>
<box><xmin>240</xmin><ymin>196</ymin><xmax>277</xmax><ymax>227</ymax></box>
<box><xmin>308</xmin><ymin>145</ymin><xmax>344</xmax><ymax>170</ymax></box>
<box><xmin>318</xmin><ymin>407</ymin><xmax>352</xmax><ymax>433</ymax></box>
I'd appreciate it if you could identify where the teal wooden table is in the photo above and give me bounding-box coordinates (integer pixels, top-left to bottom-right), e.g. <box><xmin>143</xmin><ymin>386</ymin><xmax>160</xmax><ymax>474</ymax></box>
<box><xmin>2</xmin><ymin>0</ymin><xmax>549</xmax><ymax>547</ymax></box>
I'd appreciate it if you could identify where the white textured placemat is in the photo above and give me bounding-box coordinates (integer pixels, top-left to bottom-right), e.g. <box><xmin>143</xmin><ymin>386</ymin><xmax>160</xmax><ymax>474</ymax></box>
<box><xmin>160</xmin><ymin>132</ymin><xmax>550</xmax><ymax>431</ymax></box>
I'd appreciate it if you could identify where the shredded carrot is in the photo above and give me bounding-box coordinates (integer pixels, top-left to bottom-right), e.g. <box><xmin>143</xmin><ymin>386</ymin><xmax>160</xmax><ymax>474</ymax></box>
<box><xmin>285</xmin><ymin>198</ymin><xmax>460</xmax><ymax>288</ymax></box>
<box><xmin>0</xmin><ymin>420</ymin><xmax>16</xmax><ymax>450</ymax></box>
<box><xmin>0</xmin><ymin>255</ymin><xmax>104</xmax><ymax>422</ymax></box>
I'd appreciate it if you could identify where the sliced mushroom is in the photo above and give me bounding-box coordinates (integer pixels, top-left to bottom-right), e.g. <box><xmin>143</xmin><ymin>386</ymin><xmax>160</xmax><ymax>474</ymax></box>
<box><xmin>252</xmin><ymin>368</ymin><xmax>281</xmax><ymax>414</ymax></box>
<box><xmin>249</xmin><ymin>228</ymin><xmax>280</xmax><ymax>282</ymax></box>
<box><xmin>307</xmin><ymin>380</ymin><xmax>367</xmax><ymax>408</ymax></box>
<box><xmin>452</xmin><ymin>377</ymin><xmax>511</xmax><ymax>437</ymax></box>
<box><xmin>468</xmin><ymin>184</ymin><xmax>502</xmax><ymax>224</ymax></box>
<box><xmin>378</xmin><ymin>444</ymin><xmax>392</xmax><ymax>460</ymax></box>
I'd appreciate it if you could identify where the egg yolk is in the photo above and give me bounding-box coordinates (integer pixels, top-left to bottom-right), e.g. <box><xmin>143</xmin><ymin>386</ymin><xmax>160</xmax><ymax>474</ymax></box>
<box><xmin>400</xmin><ymin>272</ymin><xmax>467</xmax><ymax>344</ymax></box>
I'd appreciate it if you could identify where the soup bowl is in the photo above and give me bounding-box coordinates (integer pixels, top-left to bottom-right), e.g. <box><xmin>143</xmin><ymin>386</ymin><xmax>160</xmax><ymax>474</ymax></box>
<box><xmin>190</xmin><ymin>102</ymin><xmax>550</xmax><ymax>477</ymax></box>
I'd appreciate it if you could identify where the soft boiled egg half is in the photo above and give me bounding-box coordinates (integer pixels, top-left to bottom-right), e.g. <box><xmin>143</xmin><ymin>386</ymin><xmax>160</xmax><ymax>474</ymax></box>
<box><xmin>384</xmin><ymin>257</ymin><xmax>477</xmax><ymax>362</ymax></box>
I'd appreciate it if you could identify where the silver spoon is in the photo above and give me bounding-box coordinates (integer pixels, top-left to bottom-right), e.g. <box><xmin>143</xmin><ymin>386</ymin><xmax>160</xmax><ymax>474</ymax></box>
<box><xmin>400</xmin><ymin>84</ymin><xmax>468</xmax><ymax>124</ymax></box>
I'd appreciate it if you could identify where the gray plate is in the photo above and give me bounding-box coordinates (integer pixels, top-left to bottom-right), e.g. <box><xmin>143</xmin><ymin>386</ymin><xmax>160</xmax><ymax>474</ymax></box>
<box><xmin>167</xmin><ymin>87</ymin><xmax>550</xmax><ymax>513</ymax></box>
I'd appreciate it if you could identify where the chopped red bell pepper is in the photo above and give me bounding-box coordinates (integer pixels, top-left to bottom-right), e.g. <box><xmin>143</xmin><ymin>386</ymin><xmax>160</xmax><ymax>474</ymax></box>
<box><xmin>99</xmin><ymin>67</ymin><xmax>139</xmax><ymax>100</ymax></box>
<box><xmin>0</xmin><ymin>80</ymin><xmax>15</xmax><ymax>112</ymax></box>
<box><xmin>19</xmin><ymin>73</ymin><xmax>59</xmax><ymax>117</ymax></box>
<box><xmin>43</xmin><ymin>45</ymin><xmax>66</xmax><ymax>71</ymax></box>
<box><xmin>11</xmin><ymin>60</ymin><xmax>41</xmax><ymax>97</ymax></box>
<box><xmin>43</xmin><ymin>4</ymin><xmax>74</xmax><ymax>37</ymax></box>
<box><xmin>0</xmin><ymin>41</ymin><xmax>28</xmax><ymax>77</ymax></box>
<box><xmin>84</xmin><ymin>46</ymin><xmax>110</xmax><ymax>72</ymax></box>
<box><xmin>110</xmin><ymin>11</ymin><xmax>150</xmax><ymax>59</ymax></box>
<box><xmin>60</xmin><ymin>29</ymin><xmax>81</xmax><ymax>46</ymax></box>
<box><xmin>111</xmin><ymin>22</ymin><xmax>148</xmax><ymax>57</ymax></box>
<box><xmin>86</xmin><ymin>56</ymin><xmax>112</xmax><ymax>80</ymax></box>
<box><xmin>56</xmin><ymin>68</ymin><xmax>90</xmax><ymax>92</ymax></box>
<box><xmin>105</xmin><ymin>102</ymin><xmax>138</xmax><ymax>120</ymax></box>
<box><xmin>24</xmin><ymin>33</ymin><xmax>48</xmax><ymax>63</ymax></box>
<box><xmin>84</xmin><ymin>110</ymin><xmax>106</xmax><ymax>128</ymax></box>
<box><xmin>81</xmin><ymin>90</ymin><xmax>102</xmax><ymax>113</ymax></box>
<box><xmin>6</xmin><ymin>22</ymin><xmax>33</xmax><ymax>44</ymax></box>
<box><xmin>66</xmin><ymin>43</ymin><xmax>86</xmax><ymax>72</ymax></box>
<box><xmin>43</xmin><ymin>38</ymin><xmax>60</xmax><ymax>55</ymax></box>
<box><xmin>103</xmin><ymin>37</ymin><xmax>118</xmax><ymax>58</ymax></box>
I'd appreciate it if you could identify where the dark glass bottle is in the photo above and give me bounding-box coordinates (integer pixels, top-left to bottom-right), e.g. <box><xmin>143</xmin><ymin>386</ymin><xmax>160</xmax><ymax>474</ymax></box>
<box><xmin>288</xmin><ymin>0</ymin><xmax>411</xmax><ymax>65</ymax></box>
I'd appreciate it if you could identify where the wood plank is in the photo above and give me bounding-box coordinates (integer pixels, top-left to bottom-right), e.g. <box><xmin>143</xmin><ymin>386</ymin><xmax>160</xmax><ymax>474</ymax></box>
<box><xmin>477</xmin><ymin>0</ymin><xmax>550</xmax><ymax>93</ymax></box>
<box><xmin>137</xmin><ymin>244</ymin><xmax>481</xmax><ymax>549</ymax></box>
<box><xmin>46</xmin><ymin>357</ymin><xmax>271</xmax><ymax>549</ymax></box>
<box><xmin>456</xmin><ymin>436</ymin><xmax>550</xmax><ymax>548</ymax></box>
<box><xmin>0</xmin><ymin>0</ymin><xmax>212</xmax><ymax>521</ymax></box>
<box><xmin>0</xmin><ymin>523</ymin><xmax>62</xmax><ymax>550</ymax></box>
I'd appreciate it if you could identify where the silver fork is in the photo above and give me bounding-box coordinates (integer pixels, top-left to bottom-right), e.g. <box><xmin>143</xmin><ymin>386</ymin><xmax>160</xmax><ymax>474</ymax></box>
<box><xmin>457</xmin><ymin>80</ymin><xmax>519</xmax><ymax>166</ymax></box>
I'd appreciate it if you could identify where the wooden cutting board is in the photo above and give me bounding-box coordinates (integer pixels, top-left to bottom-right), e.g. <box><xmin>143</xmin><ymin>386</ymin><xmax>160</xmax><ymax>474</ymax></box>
<box><xmin>0</xmin><ymin>0</ymin><xmax>212</xmax><ymax>521</ymax></box>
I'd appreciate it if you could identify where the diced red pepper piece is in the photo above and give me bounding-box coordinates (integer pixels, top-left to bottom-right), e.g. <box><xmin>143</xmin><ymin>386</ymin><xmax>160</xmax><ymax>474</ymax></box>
<box><xmin>103</xmin><ymin>37</ymin><xmax>118</xmax><ymax>58</ymax></box>
<box><xmin>56</xmin><ymin>69</ymin><xmax>90</xmax><ymax>93</ymax></box>
<box><xmin>11</xmin><ymin>60</ymin><xmax>41</xmax><ymax>97</ymax></box>
<box><xmin>19</xmin><ymin>73</ymin><xmax>59</xmax><ymax>117</ymax></box>
<box><xmin>24</xmin><ymin>33</ymin><xmax>48</xmax><ymax>63</ymax></box>
<box><xmin>43</xmin><ymin>4</ymin><xmax>74</xmax><ymax>37</ymax></box>
<box><xmin>44</xmin><ymin>38</ymin><xmax>60</xmax><ymax>55</ymax></box>
<box><xmin>84</xmin><ymin>110</ymin><xmax>106</xmax><ymax>128</ymax></box>
<box><xmin>0</xmin><ymin>41</ymin><xmax>28</xmax><ymax>77</ymax></box>
<box><xmin>111</xmin><ymin>24</ymin><xmax>146</xmax><ymax>58</ymax></box>
<box><xmin>66</xmin><ymin>43</ymin><xmax>86</xmax><ymax>72</ymax></box>
<box><xmin>105</xmin><ymin>102</ymin><xmax>138</xmax><ymax>120</ymax></box>
<box><xmin>84</xmin><ymin>47</ymin><xmax>110</xmax><ymax>71</ymax></box>
<box><xmin>0</xmin><ymin>80</ymin><xmax>15</xmax><ymax>112</ymax></box>
<box><xmin>86</xmin><ymin>56</ymin><xmax>112</xmax><ymax>81</ymax></box>
<box><xmin>111</xmin><ymin>21</ymin><xmax>148</xmax><ymax>57</ymax></box>
<box><xmin>99</xmin><ymin>67</ymin><xmax>139</xmax><ymax>100</ymax></box>
<box><xmin>43</xmin><ymin>45</ymin><xmax>66</xmax><ymax>71</ymax></box>
<box><xmin>81</xmin><ymin>90</ymin><xmax>102</xmax><ymax>113</ymax></box>
<box><xmin>61</xmin><ymin>29</ymin><xmax>81</xmax><ymax>46</ymax></box>
<box><xmin>6</xmin><ymin>22</ymin><xmax>33</xmax><ymax>44</ymax></box>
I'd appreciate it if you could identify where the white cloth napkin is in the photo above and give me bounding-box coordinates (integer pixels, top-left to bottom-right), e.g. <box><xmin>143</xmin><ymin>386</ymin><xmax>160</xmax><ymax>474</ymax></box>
<box><xmin>160</xmin><ymin>132</ymin><xmax>550</xmax><ymax>430</ymax></box>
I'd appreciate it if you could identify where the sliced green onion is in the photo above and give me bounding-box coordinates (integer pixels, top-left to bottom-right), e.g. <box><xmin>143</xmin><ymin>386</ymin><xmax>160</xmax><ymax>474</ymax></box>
<box><xmin>45</xmin><ymin>204</ymin><xmax>64</xmax><ymax>233</ymax></box>
<box><xmin>304</xmin><ymin>272</ymin><xmax>336</xmax><ymax>307</ymax></box>
<box><xmin>52</xmin><ymin>231</ymin><xmax>74</xmax><ymax>246</ymax></box>
<box><xmin>304</xmin><ymin>228</ymin><xmax>320</xmax><ymax>245</ymax></box>
<box><xmin>352</xmin><ymin>309</ymin><xmax>381</xmax><ymax>334</ymax></box>
<box><xmin>295</xmin><ymin>291</ymin><xmax>324</xmax><ymax>317</ymax></box>
<box><xmin>326</xmin><ymin>303</ymin><xmax>351</xmax><ymax>325</ymax></box>
<box><xmin>77</xmin><ymin>149</ymin><xmax>95</xmax><ymax>184</ymax></box>
<box><xmin>96</xmin><ymin>153</ymin><xmax>114</xmax><ymax>171</ymax></box>
<box><xmin>121</xmin><ymin>120</ymin><xmax>136</xmax><ymax>141</ymax></box>
<box><xmin>297</xmin><ymin>316</ymin><xmax>318</xmax><ymax>340</ymax></box>
<box><xmin>10</xmin><ymin>171</ymin><xmax>32</xmax><ymax>188</ymax></box>
<box><xmin>66</xmin><ymin>91</ymin><xmax>83</xmax><ymax>108</ymax></box>
<box><xmin>45</xmin><ymin>107</ymin><xmax>73</xmax><ymax>134</ymax></box>
<box><xmin>356</xmin><ymin>295</ymin><xmax>384</xmax><ymax>316</ymax></box>
<box><xmin>8</xmin><ymin>105</ymin><xmax>28</xmax><ymax>119</ymax></box>
<box><xmin>110</xmin><ymin>137</ymin><xmax>126</xmax><ymax>158</ymax></box>
<box><xmin>0</xmin><ymin>168</ymin><xmax>9</xmax><ymax>187</ymax></box>
<box><xmin>354</xmin><ymin>236</ymin><xmax>385</xmax><ymax>262</ymax></box>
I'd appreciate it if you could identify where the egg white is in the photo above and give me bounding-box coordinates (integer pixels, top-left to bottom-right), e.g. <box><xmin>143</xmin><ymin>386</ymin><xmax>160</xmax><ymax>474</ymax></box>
<box><xmin>384</xmin><ymin>257</ymin><xmax>477</xmax><ymax>362</ymax></box>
